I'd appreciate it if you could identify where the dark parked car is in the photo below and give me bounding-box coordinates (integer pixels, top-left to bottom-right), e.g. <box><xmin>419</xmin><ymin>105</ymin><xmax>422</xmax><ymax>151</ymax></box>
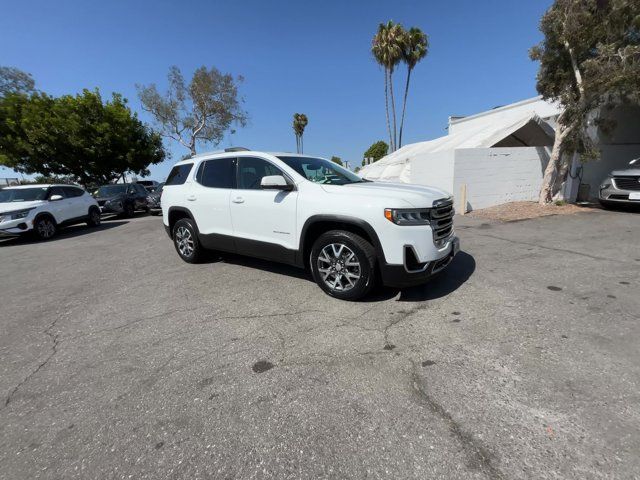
<box><xmin>147</xmin><ymin>182</ymin><xmax>164</xmax><ymax>215</ymax></box>
<box><xmin>93</xmin><ymin>184</ymin><xmax>150</xmax><ymax>217</ymax></box>
<box><xmin>137</xmin><ymin>180</ymin><xmax>160</xmax><ymax>192</ymax></box>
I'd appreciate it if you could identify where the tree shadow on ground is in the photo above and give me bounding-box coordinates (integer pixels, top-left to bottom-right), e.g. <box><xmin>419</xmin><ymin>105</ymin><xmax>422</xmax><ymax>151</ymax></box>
<box><xmin>0</xmin><ymin>221</ymin><xmax>128</xmax><ymax>247</ymax></box>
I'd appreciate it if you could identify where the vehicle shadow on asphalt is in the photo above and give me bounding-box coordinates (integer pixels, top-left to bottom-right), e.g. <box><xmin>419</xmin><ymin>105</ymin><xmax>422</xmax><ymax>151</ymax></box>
<box><xmin>210</xmin><ymin>250</ymin><xmax>476</xmax><ymax>304</ymax></box>
<box><xmin>391</xmin><ymin>251</ymin><xmax>476</xmax><ymax>303</ymax></box>
<box><xmin>0</xmin><ymin>221</ymin><xmax>128</xmax><ymax>247</ymax></box>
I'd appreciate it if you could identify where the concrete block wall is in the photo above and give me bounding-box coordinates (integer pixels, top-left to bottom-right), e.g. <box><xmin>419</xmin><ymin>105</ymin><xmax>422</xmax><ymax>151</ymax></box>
<box><xmin>409</xmin><ymin>150</ymin><xmax>456</xmax><ymax>195</ymax></box>
<box><xmin>452</xmin><ymin>147</ymin><xmax>550</xmax><ymax>211</ymax></box>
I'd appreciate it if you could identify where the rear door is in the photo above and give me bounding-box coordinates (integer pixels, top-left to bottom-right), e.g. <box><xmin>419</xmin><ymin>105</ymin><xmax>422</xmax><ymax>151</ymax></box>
<box><xmin>188</xmin><ymin>157</ymin><xmax>235</xmax><ymax>251</ymax></box>
<box><xmin>62</xmin><ymin>186</ymin><xmax>87</xmax><ymax>218</ymax></box>
<box><xmin>230</xmin><ymin>156</ymin><xmax>298</xmax><ymax>258</ymax></box>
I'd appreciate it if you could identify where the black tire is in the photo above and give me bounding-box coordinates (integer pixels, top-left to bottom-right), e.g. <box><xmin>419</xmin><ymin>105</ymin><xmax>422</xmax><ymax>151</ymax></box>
<box><xmin>172</xmin><ymin>218</ymin><xmax>204</xmax><ymax>263</ymax></box>
<box><xmin>123</xmin><ymin>202</ymin><xmax>135</xmax><ymax>218</ymax></box>
<box><xmin>87</xmin><ymin>207</ymin><xmax>101</xmax><ymax>227</ymax></box>
<box><xmin>310</xmin><ymin>230</ymin><xmax>376</xmax><ymax>300</ymax></box>
<box><xmin>33</xmin><ymin>215</ymin><xmax>57</xmax><ymax>241</ymax></box>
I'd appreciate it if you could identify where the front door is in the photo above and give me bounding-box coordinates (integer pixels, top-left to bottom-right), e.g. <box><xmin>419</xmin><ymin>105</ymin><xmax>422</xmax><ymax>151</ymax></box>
<box><xmin>230</xmin><ymin>156</ymin><xmax>298</xmax><ymax>261</ymax></box>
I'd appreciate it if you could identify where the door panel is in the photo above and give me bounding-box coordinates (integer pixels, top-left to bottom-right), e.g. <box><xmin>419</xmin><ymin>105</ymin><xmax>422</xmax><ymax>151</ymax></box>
<box><xmin>231</xmin><ymin>157</ymin><xmax>298</xmax><ymax>253</ymax></box>
<box><xmin>188</xmin><ymin>158</ymin><xmax>235</xmax><ymax>251</ymax></box>
<box><xmin>48</xmin><ymin>187</ymin><xmax>73</xmax><ymax>223</ymax></box>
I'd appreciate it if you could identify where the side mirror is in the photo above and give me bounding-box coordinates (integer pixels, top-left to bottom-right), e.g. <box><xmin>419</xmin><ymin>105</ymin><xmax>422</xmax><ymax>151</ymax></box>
<box><xmin>49</xmin><ymin>194</ymin><xmax>63</xmax><ymax>201</ymax></box>
<box><xmin>260</xmin><ymin>175</ymin><xmax>293</xmax><ymax>191</ymax></box>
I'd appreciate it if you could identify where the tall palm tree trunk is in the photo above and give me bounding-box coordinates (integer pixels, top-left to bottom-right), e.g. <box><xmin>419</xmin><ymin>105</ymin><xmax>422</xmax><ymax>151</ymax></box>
<box><xmin>398</xmin><ymin>67</ymin><xmax>412</xmax><ymax>149</ymax></box>
<box><xmin>389</xmin><ymin>68</ymin><xmax>398</xmax><ymax>151</ymax></box>
<box><xmin>384</xmin><ymin>68</ymin><xmax>394</xmax><ymax>151</ymax></box>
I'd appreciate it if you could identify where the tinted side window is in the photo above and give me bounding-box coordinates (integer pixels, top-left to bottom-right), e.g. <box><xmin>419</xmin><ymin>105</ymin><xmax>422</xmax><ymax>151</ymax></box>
<box><xmin>135</xmin><ymin>184</ymin><xmax>148</xmax><ymax>195</ymax></box>
<box><xmin>166</xmin><ymin>163</ymin><xmax>193</xmax><ymax>186</ymax></box>
<box><xmin>198</xmin><ymin>158</ymin><xmax>236</xmax><ymax>189</ymax></box>
<box><xmin>237</xmin><ymin>157</ymin><xmax>283</xmax><ymax>190</ymax></box>
<box><xmin>62</xmin><ymin>186</ymin><xmax>84</xmax><ymax>198</ymax></box>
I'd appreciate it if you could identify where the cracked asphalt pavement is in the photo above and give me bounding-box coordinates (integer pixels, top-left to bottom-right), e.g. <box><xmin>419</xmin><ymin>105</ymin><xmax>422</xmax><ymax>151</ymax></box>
<box><xmin>1</xmin><ymin>209</ymin><xmax>639</xmax><ymax>479</ymax></box>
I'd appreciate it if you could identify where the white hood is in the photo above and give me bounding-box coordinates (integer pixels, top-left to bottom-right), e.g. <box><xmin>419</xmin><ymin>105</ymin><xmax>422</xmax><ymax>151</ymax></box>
<box><xmin>321</xmin><ymin>182</ymin><xmax>451</xmax><ymax>207</ymax></box>
<box><xmin>0</xmin><ymin>200</ymin><xmax>45</xmax><ymax>214</ymax></box>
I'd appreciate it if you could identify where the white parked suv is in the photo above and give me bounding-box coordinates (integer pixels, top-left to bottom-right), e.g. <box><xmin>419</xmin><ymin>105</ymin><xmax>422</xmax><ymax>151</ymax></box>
<box><xmin>0</xmin><ymin>184</ymin><xmax>101</xmax><ymax>240</ymax></box>
<box><xmin>162</xmin><ymin>149</ymin><xmax>459</xmax><ymax>300</ymax></box>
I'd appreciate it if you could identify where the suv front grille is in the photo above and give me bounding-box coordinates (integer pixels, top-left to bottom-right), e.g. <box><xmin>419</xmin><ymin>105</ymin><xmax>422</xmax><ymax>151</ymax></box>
<box><xmin>430</xmin><ymin>198</ymin><xmax>454</xmax><ymax>245</ymax></box>
<box><xmin>613</xmin><ymin>176</ymin><xmax>640</xmax><ymax>191</ymax></box>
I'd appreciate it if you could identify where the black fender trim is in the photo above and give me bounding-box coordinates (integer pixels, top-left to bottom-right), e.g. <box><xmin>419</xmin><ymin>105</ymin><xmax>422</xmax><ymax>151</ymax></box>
<box><xmin>166</xmin><ymin>206</ymin><xmax>197</xmax><ymax>239</ymax></box>
<box><xmin>33</xmin><ymin>212</ymin><xmax>57</xmax><ymax>225</ymax></box>
<box><xmin>297</xmin><ymin>215</ymin><xmax>386</xmax><ymax>268</ymax></box>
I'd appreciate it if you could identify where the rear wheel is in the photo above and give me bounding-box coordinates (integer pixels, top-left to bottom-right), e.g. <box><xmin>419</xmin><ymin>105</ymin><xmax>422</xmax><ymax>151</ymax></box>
<box><xmin>33</xmin><ymin>216</ymin><xmax>57</xmax><ymax>241</ymax></box>
<box><xmin>87</xmin><ymin>207</ymin><xmax>101</xmax><ymax>227</ymax></box>
<box><xmin>172</xmin><ymin>218</ymin><xmax>204</xmax><ymax>263</ymax></box>
<box><xmin>310</xmin><ymin>230</ymin><xmax>376</xmax><ymax>300</ymax></box>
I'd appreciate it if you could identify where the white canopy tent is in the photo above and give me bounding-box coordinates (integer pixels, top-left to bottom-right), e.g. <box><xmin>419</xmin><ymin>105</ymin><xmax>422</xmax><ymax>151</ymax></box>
<box><xmin>360</xmin><ymin>112</ymin><xmax>555</xmax><ymax>182</ymax></box>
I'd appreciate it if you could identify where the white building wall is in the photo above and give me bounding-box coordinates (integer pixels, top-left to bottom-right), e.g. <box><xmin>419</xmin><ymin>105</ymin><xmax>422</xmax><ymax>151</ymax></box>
<box><xmin>452</xmin><ymin>147</ymin><xmax>550</xmax><ymax>211</ymax></box>
<box><xmin>409</xmin><ymin>150</ymin><xmax>456</xmax><ymax>195</ymax></box>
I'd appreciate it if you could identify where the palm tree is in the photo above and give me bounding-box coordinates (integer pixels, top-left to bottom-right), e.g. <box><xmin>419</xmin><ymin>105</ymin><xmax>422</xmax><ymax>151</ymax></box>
<box><xmin>292</xmin><ymin>113</ymin><xmax>308</xmax><ymax>153</ymax></box>
<box><xmin>372</xmin><ymin>21</ymin><xmax>404</xmax><ymax>151</ymax></box>
<box><xmin>398</xmin><ymin>27</ymin><xmax>429</xmax><ymax>148</ymax></box>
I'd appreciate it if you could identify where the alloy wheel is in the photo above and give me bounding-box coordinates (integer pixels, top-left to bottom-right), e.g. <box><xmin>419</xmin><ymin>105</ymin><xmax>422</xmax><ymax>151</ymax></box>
<box><xmin>38</xmin><ymin>219</ymin><xmax>55</xmax><ymax>239</ymax></box>
<box><xmin>175</xmin><ymin>226</ymin><xmax>194</xmax><ymax>257</ymax></box>
<box><xmin>317</xmin><ymin>243</ymin><xmax>361</xmax><ymax>292</ymax></box>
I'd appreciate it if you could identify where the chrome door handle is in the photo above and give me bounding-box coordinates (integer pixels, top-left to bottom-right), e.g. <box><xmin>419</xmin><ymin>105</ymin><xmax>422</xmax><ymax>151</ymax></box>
<box><xmin>186</xmin><ymin>195</ymin><xmax>196</xmax><ymax>201</ymax></box>
<box><xmin>232</xmin><ymin>197</ymin><xmax>244</xmax><ymax>204</ymax></box>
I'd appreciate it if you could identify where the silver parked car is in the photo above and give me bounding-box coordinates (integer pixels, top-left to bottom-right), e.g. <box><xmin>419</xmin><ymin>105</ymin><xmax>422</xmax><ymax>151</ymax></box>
<box><xmin>599</xmin><ymin>158</ymin><xmax>640</xmax><ymax>208</ymax></box>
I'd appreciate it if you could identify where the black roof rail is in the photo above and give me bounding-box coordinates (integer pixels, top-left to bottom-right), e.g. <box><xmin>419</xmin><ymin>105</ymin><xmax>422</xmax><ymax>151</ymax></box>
<box><xmin>224</xmin><ymin>147</ymin><xmax>251</xmax><ymax>152</ymax></box>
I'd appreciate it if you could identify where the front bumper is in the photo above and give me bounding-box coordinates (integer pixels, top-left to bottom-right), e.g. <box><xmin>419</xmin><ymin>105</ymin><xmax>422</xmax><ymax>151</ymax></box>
<box><xmin>99</xmin><ymin>203</ymin><xmax>125</xmax><ymax>215</ymax></box>
<box><xmin>0</xmin><ymin>218</ymin><xmax>33</xmax><ymax>237</ymax></box>
<box><xmin>380</xmin><ymin>236</ymin><xmax>460</xmax><ymax>288</ymax></box>
<box><xmin>599</xmin><ymin>181</ymin><xmax>640</xmax><ymax>204</ymax></box>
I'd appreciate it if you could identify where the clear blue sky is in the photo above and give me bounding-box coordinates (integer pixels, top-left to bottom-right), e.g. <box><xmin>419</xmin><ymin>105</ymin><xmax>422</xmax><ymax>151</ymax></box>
<box><xmin>1</xmin><ymin>0</ymin><xmax>552</xmax><ymax>180</ymax></box>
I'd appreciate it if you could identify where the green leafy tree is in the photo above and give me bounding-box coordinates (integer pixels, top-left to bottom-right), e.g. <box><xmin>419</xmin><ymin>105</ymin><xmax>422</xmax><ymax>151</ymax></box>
<box><xmin>372</xmin><ymin>21</ymin><xmax>405</xmax><ymax>151</ymax></box>
<box><xmin>362</xmin><ymin>140</ymin><xmax>389</xmax><ymax>166</ymax></box>
<box><xmin>292</xmin><ymin>113</ymin><xmax>309</xmax><ymax>153</ymax></box>
<box><xmin>398</xmin><ymin>28</ymin><xmax>429</xmax><ymax>148</ymax></box>
<box><xmin>530</xmin><ymin>0</ymin><xmax>640</xmax><ymax>203</ymax></box>
<box><xmin>330</xmin><ymin>156</ymin><xmax>343</xmax><ymax>166</ymax></box>
<box><xmin>137</xmin><ymin>66</ymin><xmax>247</xmax><ymax>157</ymax></box>
<box><xmin>0</xmin><ymin>66</ymin><xmax>35</xmax><ymax>97</ymax></box>
<box><xmin>0</xmin><ymin>90</ymin><xmax>165</xmax><ymax>185</ymax></box>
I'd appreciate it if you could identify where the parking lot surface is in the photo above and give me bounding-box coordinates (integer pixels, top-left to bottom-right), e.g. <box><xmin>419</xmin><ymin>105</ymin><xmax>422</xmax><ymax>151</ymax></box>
<box><xmin>1</xmin><ymin>210</ymin><xmax>639</xmax><ymax>479</ymax></box>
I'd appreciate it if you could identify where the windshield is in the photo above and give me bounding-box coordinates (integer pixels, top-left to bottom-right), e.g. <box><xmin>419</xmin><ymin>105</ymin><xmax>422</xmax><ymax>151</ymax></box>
<box><xmin>0</xmin><ymin>187</ymin><xmax>49</xmax><ymax>203</ymax></box>
<box><xmin>277</xmin><ymin>156</ymin><xmax>365</xmax><ymax>185</ymax></box>
<box><xmin>94</xmin><ymin>185</ymin><xmax>127</xmax><ymax>197</ymax></box>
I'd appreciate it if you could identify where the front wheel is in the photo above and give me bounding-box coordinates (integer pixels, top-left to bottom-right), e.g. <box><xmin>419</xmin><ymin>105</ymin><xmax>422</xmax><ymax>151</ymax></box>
<box><xmin>310</xmin><ymin>230</ymin><xmax>376</xmax><ymax>300</ymax></box>
<box><xmin>172</xmin><ymin>218</ymin><xmax>204</xmax><ymax>263</ymax></box>
<box><xmin>123</xmin><ymin>202</ymin><xmax>135</xmax><ymax>218</ymax></box>
<box><xmin>33</xmin><ymin>216</ymin><xmax>57</xmax><ymax>241</ymax></box>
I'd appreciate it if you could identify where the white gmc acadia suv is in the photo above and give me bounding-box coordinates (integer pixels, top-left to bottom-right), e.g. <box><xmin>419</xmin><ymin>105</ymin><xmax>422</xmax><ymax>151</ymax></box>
<box><xmin>162</xmin><ymin>149</ymin><xmax>459</xmax><ymax>300</ymax></box>
<box><xmin>0</xmin><ymin>184</ymin><xmax>101</xmax><ymax>240</ymax></box>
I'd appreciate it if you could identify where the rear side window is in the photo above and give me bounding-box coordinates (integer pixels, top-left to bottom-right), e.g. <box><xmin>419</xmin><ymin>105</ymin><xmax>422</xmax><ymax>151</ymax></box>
<box><xmin>62</xmin><ymin>186</ymin><xmax>84</xmax><ymax>198</ymax></box>
<box><xmin>49</xmin><ymin>187</ymin><xmax>66</xmax><ymax>198</ymax></box>
<box><xmin>165</xmin><ymin>163</ymin><xmax>193</xmax><ymax>186</ymax></box>
<box><xmin>197</xmin><ymin>158</ymin><xmax>236</xmax><ymax>189</ymax></box>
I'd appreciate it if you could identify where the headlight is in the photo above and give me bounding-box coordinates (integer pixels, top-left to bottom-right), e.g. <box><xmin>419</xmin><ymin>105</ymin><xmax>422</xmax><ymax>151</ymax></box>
<box><xmin>384</xmin><ymin>208</ymin><xmax>431</xmax><ymax>225</ymax></box>
<box><xmin>3</xmin><ymin>208</ymin><xmax>35</xmax><ymax>220</ymax></box>
<box><xmin>600</xmin><ymin>180</ymin><xmax>611</xmax><ymax>189</ymax></box>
